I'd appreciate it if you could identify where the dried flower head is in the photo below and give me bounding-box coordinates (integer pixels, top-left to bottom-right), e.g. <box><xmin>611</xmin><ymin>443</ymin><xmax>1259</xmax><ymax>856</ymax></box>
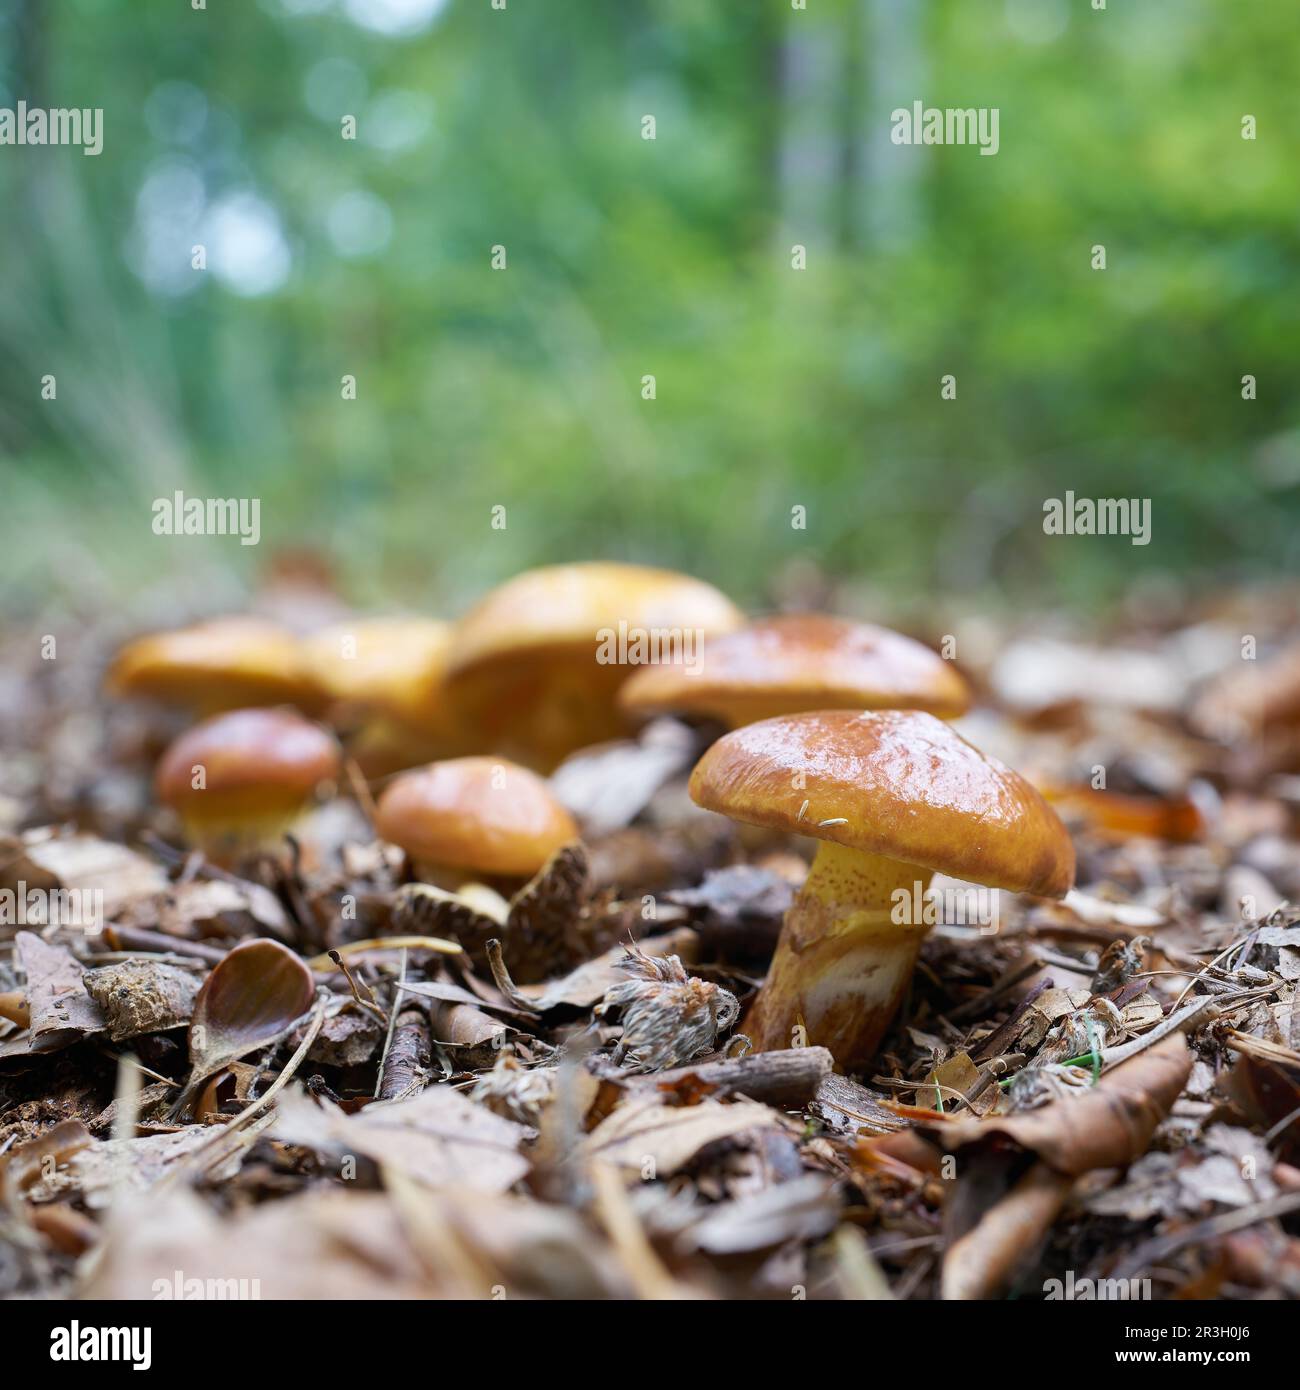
<box><xmin>597</xmin><ymin>946</ymin><xmax>740</xmax><ymax>1073</ymax></box>
<box><xmin>471</xmin><ymin>1050</ymin><xmax>556</xmax><ymax>1127</ymax></box>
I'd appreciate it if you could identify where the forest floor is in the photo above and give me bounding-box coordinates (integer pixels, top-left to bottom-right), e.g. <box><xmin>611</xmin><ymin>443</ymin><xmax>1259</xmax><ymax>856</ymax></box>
<box><xmin>2</xmin><ymin>586</ymin><xmax>1299</xmax><ymax>1301</ymax></box>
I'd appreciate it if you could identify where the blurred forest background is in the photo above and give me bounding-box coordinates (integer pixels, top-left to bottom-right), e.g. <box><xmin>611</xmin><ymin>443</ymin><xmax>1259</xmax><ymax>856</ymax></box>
<box><xmin>1</xmin><ymin>0</ymin><xmax>1298</xmax><ymax>622</ymax></box>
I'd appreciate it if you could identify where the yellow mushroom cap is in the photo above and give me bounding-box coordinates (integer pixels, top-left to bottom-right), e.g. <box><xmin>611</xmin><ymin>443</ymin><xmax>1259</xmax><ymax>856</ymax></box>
<box><xmin>107</xmin><ymin>617</ymin><xmax>325</xmax><ymax>714</ymax></box>
<box><xmin>448</xmin><ymin>562</ymin><xmax>744</xmax><ymax>674</ymax></box>
<box><xmin>375</xmin><ymin>756</ymin><xmax>579</xmax><ymax>878</ymax></box>
<box><xmin>302</xmin><ymin>617</ymin><xmax>455</xmax><ymax>735</ymax></box>
<box><xmin>689</xmin><ymin>709</ymin><xmax>1074</xmax><ymax>898</ymax></box>
<box><xmin>443</xmin><ymin>562</ymin><xmax>745</xmax><ymax>767</ymax></box>
<box><xmin>620</xmin><ymin>614</ymin><xmax>970</xmax><ymax>726</ymax></box>
<box><xmin>155</xmin><ymin>707</ymin><xmax>342</xmax><ymax>823</ymax></box>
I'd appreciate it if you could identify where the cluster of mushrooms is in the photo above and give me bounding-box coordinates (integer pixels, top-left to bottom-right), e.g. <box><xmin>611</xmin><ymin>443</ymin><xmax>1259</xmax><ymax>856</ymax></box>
<box><xmin>107</xmin><ymin>561</ymin><xmax>1076</xmax><ymax>1072</ymax></box>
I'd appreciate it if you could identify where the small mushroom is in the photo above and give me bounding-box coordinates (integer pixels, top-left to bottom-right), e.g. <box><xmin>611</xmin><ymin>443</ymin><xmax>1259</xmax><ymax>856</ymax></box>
<box><xmin>374</xmin><ymin>756</ymin><xmax>579</xmax><ymax>888</ymax></box>
<box><xmin>106</xmin><ymin>615</ymin><xmax>326</xmax><ymax>715</ymax></box>
<box><xmin>443</xmin><ymin>562</ymin><xmax>744</xmax><ymax>770</ymax></box>
<box><xmin>689</xmin><ymin>709</ymin><xmax>1075</xmax><ymax>1069</ymax></box>
<box><xmin>620</xmin><ymin>613</ymin><xmax>970</xmax><ymax>727</ymax></box>
<box><xmin>154</xmin><ymin>707</ymin><xmax>342</xmax><ymax>865</ymax></box>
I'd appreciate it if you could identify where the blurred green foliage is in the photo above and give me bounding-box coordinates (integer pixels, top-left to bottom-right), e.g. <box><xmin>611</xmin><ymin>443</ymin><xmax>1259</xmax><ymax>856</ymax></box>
<box><xmin>1</xmin><ymin>0</ymin><xmax>1298</xmax><ymax>618</ymax></box>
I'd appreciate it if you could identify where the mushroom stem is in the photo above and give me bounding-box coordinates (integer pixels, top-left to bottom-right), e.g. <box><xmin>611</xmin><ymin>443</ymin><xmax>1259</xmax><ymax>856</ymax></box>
<box><xmin>742</xmin><ymin>840</ymin><xmax>933</xmax><ymax>1069</ymax></box>
<box><xmin>180</xmin><ymin>812</ymin><xmax>299</xmax><ymax>866</ymax></box>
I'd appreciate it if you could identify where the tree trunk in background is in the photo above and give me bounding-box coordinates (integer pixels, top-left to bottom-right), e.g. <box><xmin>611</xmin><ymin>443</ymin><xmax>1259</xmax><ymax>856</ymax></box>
<box><xmin>776</xmin><ymin>13</ymin><xmax>844</xmax><ymax>255</ymax></box>
<box><xmin>855</xmin><ymin>0</ymin><xmax>927</xmax><ymax>249</ymax></box>
<box><xmin>11</xmin><ymin>0</ymin><xmax>47</xmax><ymax>227</ymax></box>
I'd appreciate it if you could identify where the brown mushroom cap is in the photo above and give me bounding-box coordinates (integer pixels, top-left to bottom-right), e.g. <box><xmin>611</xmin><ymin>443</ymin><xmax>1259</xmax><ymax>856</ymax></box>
<box><xmin>108</xmin><ymin>617</ymin><xmax>325</xmax><ymax>713</ymax></box>
<box><xmin>689</xmin><ymin>709</ymin><xmax>1074</xmax><ymax>897</ymax></box>
<box><xmin>443</xmin><ymin>562</ymin><xmax>745</xmax><ymax>766</ymax></box>
<box><xmin>302</xmin><ymin>617</ymin><xmax>455</xmax><ymax>735</ymax></box>
<box><xmin>155</xmin><ymin>708</ymin><xmax>342</xmax><ymax>821</ymax></box>
<box><xmin>620</xmin><ymin>614</ymin><xmax>970</xmax><ymax>725</ymax></box>
<box><xmin>375</xmin><ymin>756</ymin><xmax>578</xmax><ymax>878</ymax></box>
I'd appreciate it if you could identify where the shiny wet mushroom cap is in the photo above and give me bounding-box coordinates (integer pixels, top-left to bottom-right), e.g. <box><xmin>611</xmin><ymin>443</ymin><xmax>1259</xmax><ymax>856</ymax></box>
<box><xmin>691</xmin><ymin>709</ymin><xmax>1072</xmax><ymax>895</ymax></box>
<box><xmin>689</xmin><ymin>709</ymin><xmax>1074</xmax><ymax>1067</ymax></box>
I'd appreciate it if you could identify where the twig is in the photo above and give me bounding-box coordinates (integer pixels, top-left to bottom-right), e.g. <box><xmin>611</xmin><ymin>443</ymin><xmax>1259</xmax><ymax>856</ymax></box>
<box><xmin>945</xmin><ymin>958</ymin><xmax>1042</xmax><ymax>1024</ymax></box>
<box><xmin>1112</xmin><ymin>1192</ymin><xmax>1300</xmax><ymax>1282</ymax></box>
<box><xmin>95</xmin><ymin>1047</ymin><xmax>177</xmax><ymax>1089</ymax></box>
<box><xmin>306</xmin><ymin>936</ymin><xmax>461</xmax><ymax>970</ymax></box>
<box><xmin>1264</xmin><ymin>1102</ymin><xmax>1300</xmax><ymax>1146</ymax></box>
<box><xmin>100</xmin><ymin>926</ymin><xmax>226</xmax><ymax>965</ymax></box>
<box><xmin>972</xmin><ymin>978</ymin><xmax>1055</xmax><ymax>1062</ymax></box>
<box><xmin>961</xmin><ymin>1052</ymin><xmax>1027</xmax><ymax>1106</ymax></box>
<box><xmin>376</xmin><ymin>949</ymin><xmax>432</xmax><ymax>1102</ymax></box>
<box><xmin>328</xmin><ymin>949</ymin><xmax>387</xmax><ymax>1025</ymax></box>
<box><xmin>375</xmin><ymin>945</ymin><xmax>407</xmax><ymax>1095</ymax></box>
<box><xmin>485</xmin><ymin>939</ymin><xmax>542</xmax><ymax>1015</ymax></box>
<box><xmin>870</xmin><ymin>1077</ymin><xmax>975</xmax><ymax>1108</ymax></box>
<box><xmin>1171</xmin><ymin>932</ymin><xmax>1254</xmax><ymax>1010</ymax></box>
<box><xmin>612</xmin><ymin>1045</ymin><xmax>833</xmax><ymax>1107</ymax></box>
<box><xmin>344</xmin><ymin>758</ymin><xmax>379</xmax><ymax>827</ymax></box>
<box><xmin>588</xmin><ymin>1160</ymin><xmax>680</xmax><ymax>1300</ymax></box>
<box><xmin>1100</xmin><ymin>995</ymin><xmax>1219</xmax><ymax>1070</ymax></box>
<box><xmin>162</xmin><ymin>995</ymin><xmax>328</xmax><ymax>1184</ymax></box>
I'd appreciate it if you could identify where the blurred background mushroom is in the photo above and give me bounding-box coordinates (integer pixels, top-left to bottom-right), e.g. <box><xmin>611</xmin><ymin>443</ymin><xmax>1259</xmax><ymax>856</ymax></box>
<box><xmin>443</xmin><ymin>562</ymin><xmax>744</xmax><ymax>771</ymax></box>
<box><xmin>301</xmin><ymin>616</ymin><xmax>468</xmax><ymax>776</ymax></box>
<box><xmin>154</xmin><ymin>707</ymin><xmax>342</xmax><ymax>866</ymax></box>
<box><xmin>374</xmin><ymin>755</ymin><xmax>578</xmax><ymax>892</ymax></box>
<box><xmin>619</xmin><ymin>614</ymin><xmax>970</xmax><ymax>729</ymax></box>
<box><xmin>106</xmin><ymin>616</ymin><xmax>327</xmax><ymax>717</ymax></box>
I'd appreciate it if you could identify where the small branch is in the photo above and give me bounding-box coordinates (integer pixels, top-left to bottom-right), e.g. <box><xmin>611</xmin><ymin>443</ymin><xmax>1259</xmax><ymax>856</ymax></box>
<box><xmin>972</xmin><ymin>978</ymin><xmax>1055</xmax><ymax>1062</ymax></box>
<box><xmin>306</xmin><ymin>935</ymin><xmax>461</xmax><ymax>971</ymax></box>
<box><xmin>1112</xmin><ymin>1192</ymin><xmax>1300</xmax><ymax>1282</ymax></box>
<box><xmin>377</xmin><ymin>949</ymin><xmax>431</xmax><ymax>1102</ymax></box>
<box><xmin>485</xmin><ymin>939</ymin><xmax>542</xmax><ymax>1015</ymax></box>
<box><xmin>344</xmin><ymin>758</ymin><xmax>380</xmax><ymax>827</ymax></box>
<box><xmin>945</xmin><ymin>958</ymin><xmax>1042</xmax><ymax>1025</ymax></box>
<box><xmin>1100</xmin><ymin>995</ymin><xmax>1219</xmax><ymax>1070</ymax></box>
<box><xmin>377</xmin><ymin>1005</ymin><xmax>432</xmax><ymax>1102</ymax></box>
<box><xmin>162</xmin><ymin>995</ymin><xmax>328</xmax><ymax>1185</ymax></box>
<box><xmin>328</xmin><ymin>949</ymin><xmax>387</xmax><ymax>1025</ymax></box>
<box><xmin>613</xmin><ymin>1045</ymin><xmax>833</xmax><ymax>1108</ymax></box>
<box><xmin>100</xmin><ymin>926</ymin><xmax>226</xmax><ymax>965</ymax></box>
<box><xmin>588</xmin><ymin>1161</ymin><xmax>680</xmax><ymax>1300</ymax></box>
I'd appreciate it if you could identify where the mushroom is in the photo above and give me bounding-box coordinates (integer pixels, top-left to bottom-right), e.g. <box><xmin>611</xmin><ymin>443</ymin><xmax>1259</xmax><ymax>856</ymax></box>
<box><xmin>689</xmin><ymin>709</ymin><xmax>1075</xmax><ymax>1068</ymax></box>
<box><xmin>443</xmin><ymin>562</ymin><xmax>744</xmax><ymax>770</ymax></box>
<box><xmin>619</xmin><ymin>613</ymin><xmax>969</xmax><ymax>728</ymax></box>
<box><xmin>374</xmin><ymin>755</ymin><xmax>579</xmax><ymax>889</ymax></box>
<box><xmin>107</xmin><ymin>616</ymin><xmax>325</xmax><ymax>715</ymax></box>
<box><xmin>154</xmin><ymin>707</ymin><xmax>342</xmax><ymax>864</ymax></box>
<box><xmin>302</xmin><ymin>617</ymin><xmax>468</xmax><ymax>775</ymax></box>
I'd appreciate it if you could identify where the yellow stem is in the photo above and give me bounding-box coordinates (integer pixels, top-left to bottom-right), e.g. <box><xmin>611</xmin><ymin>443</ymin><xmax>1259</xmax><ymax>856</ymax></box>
<box><xmin>743</xmin><ymin>840</ymin><xmax>934</xmax><ymax>1070</ymax></box>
